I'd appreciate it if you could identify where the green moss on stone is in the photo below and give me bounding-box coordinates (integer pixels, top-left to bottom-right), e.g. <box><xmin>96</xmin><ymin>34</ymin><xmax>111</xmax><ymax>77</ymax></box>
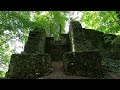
<box><xmin>24</xmin><ymin>28</ymin><xmax>46</xmax><ymax>53</ymax></box>
<box><xmin>63</xmin><ymin>51</ymin><xmax>106</xmax><ymax>78</ymax></box>
<box><xmin>6</xmin><ymin>53</ymin><xmax>52</xmax><ymax>79</ymax></box>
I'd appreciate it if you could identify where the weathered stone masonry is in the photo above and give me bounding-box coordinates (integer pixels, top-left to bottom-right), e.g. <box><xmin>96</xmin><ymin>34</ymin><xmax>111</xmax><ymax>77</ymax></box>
<box><xmin>5</xmin><ymin>28</ymin><xmax>52</xmax><ymax>79</ymax></box>
<box><xmin>6</xmin><ymin>21</ymin><xmax>119</xmax><ymax>79</ymax></box>
<box><xmin>63</xmin><ymin>21</ymin><xmax>106</xmax><ymax>78</ymax></box>
<box><xmin>5</xmin><ymin>28</ymin><xmax>71</xmax><ymax>79</ymax></box>
<box><xmin>45</xmin><ymin>34</ymin><xmax>70</xmax><ymax>61</ymax></box>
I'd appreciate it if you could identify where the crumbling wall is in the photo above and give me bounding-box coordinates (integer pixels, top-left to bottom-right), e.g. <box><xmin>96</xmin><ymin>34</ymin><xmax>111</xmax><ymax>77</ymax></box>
<box><xmin>24</xmin><ymin>28</ymin><xmax>46</xmax><ymax>53</ymax></box>
<box><xmin>69</xmin><ymin>21</ymin><xmax>105</xmax><ymax>52</ymax></box>
<box><xmin>6</xmin><ymin>28</ymin><xmax>52</xmax><ymax>79</ymax></box>
<box><xmin>63</xmin><ymin>51</ymin><xmax>106</xmax><ymax>78</ymax></box>
<box><xmin>6</xmin><ymin>21</ymin><xmax>119</xmax><ymax>79</ymax></box>
<box><xmin>6</xmin><ymin>54</ymin><xmax>52</xmax><ymax>79</ymax></box>
<box><xmin>63</xmin><ymin>21</ymin><xmax>107</xmax><ymax>78</ymax></box>
<box><xmin>45</xmin><ymin>34</ymin><xmax>70</xmax><ymax>61</ymax></box>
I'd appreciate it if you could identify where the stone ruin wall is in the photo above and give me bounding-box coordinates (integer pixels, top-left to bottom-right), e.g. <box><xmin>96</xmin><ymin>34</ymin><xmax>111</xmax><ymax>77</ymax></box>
<box><xmin>45</xmin><ymin>34</ymin><xmax>70</xmax><ymax>61</ymax></box>
<box><xmin>5</xmin><ymin>28</ymin><xmax>52</xmax><ymax>79</ymax></box>
<box><xmin>5</xmin><ymin>21</ymin><xmax>119</xmax><ymax>79</ymax></box>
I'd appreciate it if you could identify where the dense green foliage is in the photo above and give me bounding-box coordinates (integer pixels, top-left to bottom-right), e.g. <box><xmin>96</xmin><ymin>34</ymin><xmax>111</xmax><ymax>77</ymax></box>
<box><xmin>81</xmin><ymin>11</ymin><xmax>120</xmax><ymax>34</ymax></box>
<box><xmin>0</xmin><ymin>11</ymin><xmax>120</xmax><ymax>77</ymax></box>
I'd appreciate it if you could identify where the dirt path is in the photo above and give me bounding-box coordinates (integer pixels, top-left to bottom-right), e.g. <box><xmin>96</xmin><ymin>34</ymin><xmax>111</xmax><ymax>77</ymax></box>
<box><xmin>37</xmin><ymin>61</ymin><xmax>120</xmax><ymax>79</ymax></box>
<box><xmin>38</xmin><ymin>61</ymin><xmax>90</xmax><ymax>79</ymax></box>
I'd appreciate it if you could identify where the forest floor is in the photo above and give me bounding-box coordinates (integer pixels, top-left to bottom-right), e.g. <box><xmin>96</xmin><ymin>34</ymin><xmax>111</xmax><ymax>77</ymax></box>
<box><xmin>38</xmin><ymin>61</ymin><xmax>120</xmax><ymax>79</ymax></box>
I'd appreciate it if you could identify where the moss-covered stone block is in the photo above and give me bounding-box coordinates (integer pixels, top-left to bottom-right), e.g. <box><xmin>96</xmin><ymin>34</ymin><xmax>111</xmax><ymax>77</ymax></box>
<box><xmin>24</xmin><ymin>28</ymin><xmax>46</xmax><ymax>53</ymax></box>
<box><xmin>82</xmin><ymin>28</ymin><xmax>105</xmax><ymax>49</ymax></box>
<box><xmin>63</xmin><ymin>51</ymin><xmax>106</xmax><ymax>78</ymax></box>
<box><xmin>69</xmin><ymin>21</ymin><xmax>106</xmax><ymax>52</ymax></box>
<box><xmin>5</xmin><ymin>53</ymin><xmax>52</xmax><ymax>79</ymax></box>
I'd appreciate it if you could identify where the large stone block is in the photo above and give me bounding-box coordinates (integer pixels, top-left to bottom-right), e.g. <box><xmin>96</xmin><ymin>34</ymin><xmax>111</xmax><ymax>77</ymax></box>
<box><xmin>24</xmin><ymin>28</ymin><xmax>46</xmax><ymax>53</ymax></box>
<box><xmin>69</xmin><ymin>21</ymin><xmax>105</xmax><ymax>52</ymax></box>
<box><xmin>82</xmin><ymin>28</ymin><xmax>105</xmax><ymax>48</ymax></box>
<box><xmin>5</xmin><ymin>53</ymin><xmax>52</xmax><ymax>79</ymax></box>
<box><xmin>63</xmin><ymin>51</ymin><xmax>106</xmax><ymax>78</ymax></box>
